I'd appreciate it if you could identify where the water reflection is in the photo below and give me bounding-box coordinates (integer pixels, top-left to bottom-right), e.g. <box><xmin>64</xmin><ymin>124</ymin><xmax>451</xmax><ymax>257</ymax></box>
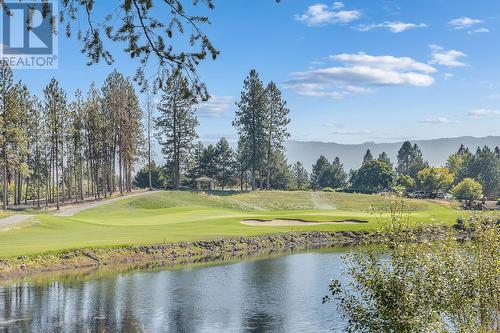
<box><xmin>0</xmin><ymin>250</ymin><xmax>349</xmax><ymax>332</ymax></box>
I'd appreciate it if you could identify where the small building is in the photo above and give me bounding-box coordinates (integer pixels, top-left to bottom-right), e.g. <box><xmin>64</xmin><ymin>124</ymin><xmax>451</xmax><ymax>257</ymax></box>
<box><xmin>195</xmin><ymin>176</ymin><xmax>215</xmax><ymax>191</ymax></box>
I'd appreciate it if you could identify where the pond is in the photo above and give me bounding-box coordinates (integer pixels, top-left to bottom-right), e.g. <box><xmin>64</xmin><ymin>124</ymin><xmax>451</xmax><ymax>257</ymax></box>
<box><xmin>0</xmin><ymin>249</ymin><xmax>351</xmax><ymax>332</ymax></box>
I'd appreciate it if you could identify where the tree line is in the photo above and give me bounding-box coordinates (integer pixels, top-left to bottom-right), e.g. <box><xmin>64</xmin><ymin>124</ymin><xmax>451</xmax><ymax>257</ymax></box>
<box><xmin>135</xmin><ymin>68</ymin><xmax>500</xmax><ymax>201</ymax></box>
<box><xmin>3</xmin><ymin>61</ymin><xmax>497</xmax><ymax>211</ymax></box>
<box><xmin>1</xmin><ymin>62</ymin><xmax>143</xmax><ymax>210</ymax></box>
<box><xmin>307</xmin><ymin>142</ymin><xmax>500</xmax><ymax>202</ymax></box>
<box><xmin>137</xmin><ymin>69</ymin><xmax>292</xmax><ymax>191</ymax></box>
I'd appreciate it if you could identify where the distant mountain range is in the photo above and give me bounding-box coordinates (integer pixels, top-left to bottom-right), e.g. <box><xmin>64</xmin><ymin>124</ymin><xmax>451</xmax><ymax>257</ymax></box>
<box><xmin>154</xmin><ymin>136</ymin><xmax>499</xmax><ymax>172</ymax></box>
<box><xmin>285</xmin><ymin>136</ymin><xmax>500</xmax><ymax>171</ymax></box>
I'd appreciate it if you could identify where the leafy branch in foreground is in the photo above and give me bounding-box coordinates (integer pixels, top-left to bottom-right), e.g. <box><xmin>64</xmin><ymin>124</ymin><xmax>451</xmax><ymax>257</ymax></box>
<box><xmin>324</xmin><ymin>202</ymin><xmax>499</xmax><ymax>333</ymax></box>
<box><xmin>1</xmin><ymin>0</ymin><xmax>218</xmax><ymax>98</ymax></box>
<box><xmin>1</xmin><ymin>0</ymin><xmax>282</xmax><ymax>99</ymax></box>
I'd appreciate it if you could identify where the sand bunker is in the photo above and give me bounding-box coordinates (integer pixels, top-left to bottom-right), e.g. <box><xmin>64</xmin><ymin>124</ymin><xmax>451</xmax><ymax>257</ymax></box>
<box><xmin>241</xmin><ymin>218</ymin><xmax>368</xmax><ymax>226</ymax></box>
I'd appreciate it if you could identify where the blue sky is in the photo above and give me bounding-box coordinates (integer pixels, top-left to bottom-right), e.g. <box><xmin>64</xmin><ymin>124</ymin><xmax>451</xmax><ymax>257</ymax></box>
<box><xmin>12</xmin><ymin>0</ymin><xmax>500</xmax><ymax>144</ymax></box>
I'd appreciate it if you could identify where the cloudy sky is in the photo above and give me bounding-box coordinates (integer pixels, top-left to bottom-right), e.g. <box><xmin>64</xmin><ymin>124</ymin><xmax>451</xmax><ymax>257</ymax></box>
<box><xmin>13</xmin><ymin>0</ymin><xmax>500</xmax><ymax>144</ymax></box>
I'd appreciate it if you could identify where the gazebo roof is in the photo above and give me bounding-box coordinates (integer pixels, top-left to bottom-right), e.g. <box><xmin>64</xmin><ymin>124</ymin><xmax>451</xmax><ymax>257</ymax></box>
<box><xmin>195</xmin><ymin>176</ymin><xmax>214</xmax><ymax>182</ymax></box>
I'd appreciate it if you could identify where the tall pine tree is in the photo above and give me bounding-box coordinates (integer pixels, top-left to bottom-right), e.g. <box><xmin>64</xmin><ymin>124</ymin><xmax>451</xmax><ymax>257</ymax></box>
<box><xmin>233</xmin><ymin>70</ymin><xmax>267</xmax><ymax>190</ymax></box>
<box><xmin>155</xmin><ymin>72</ymin><xmax>198</xmax><ymax>189</ymax></box>
<box><xmin>264</xmin><ymin>82</ymin><xmax>290</xmax><ymax>189</ymax></box>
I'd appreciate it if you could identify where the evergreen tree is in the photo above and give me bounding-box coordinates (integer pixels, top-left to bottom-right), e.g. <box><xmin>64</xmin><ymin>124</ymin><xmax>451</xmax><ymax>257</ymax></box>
<box><xmin>235</xmin><ymin>142</ymin><xmax>248</xmax><ymax>191</ymax></box>
<box><xmin>133</xmin><ymin>162</ymin><xmax>165</xmax><ymax>189</ymax></box>
<box><xmin>155</xmin><ymin>72</ymin><xmax>198</xmax><ymax>189</ymax></box>
<box><xmin>82</xmin><ymin>83</ymin><xmax>106</xmax><ymax>199</ymax></box>
<box><xmin>1</xmin><ymin>68</ymin><xmax>145</xmax><ymax>208</ymax></box>
<box><xmin>457</xmin><ymin>144</ymin><xmax>469</xmax><ymax>155</ymax></box>
<box><xmin>446</xmin><ymin>145</ymin><xmax>472</xmax><ymax>179</ymax></box>
<box><xmin>466</xmin><ymin>146</ymin><xmax>500</xmax><ymax>197</ymax></box>
<box><xmin>0</xmin><ymin>62</ymin><xmax>26</xmax><ymax>209</ymax></box>
<box><xmin>119</xmin><ymin>80</ymin><xmax>143</xmax><ymax>193</ymax></box>
<box><xmin>264</xmin><ymin>82</ymin><xmax>290</xmax><ymax>189</ymax></box>
<box><xmin>351</xmin><ymin>160</ymin><xmax>395</xmax><ymax>193</ymax></box>
<box><xmin>102</xmin><ymin>70</ymin><xmax>129</xmax><ymax>194</ymax></box>
<box><xmin>378</xmin><ymin>152</ymin><xmax>392</xmax><ymax>167</ymax></box>
<box><xmin>43</xmin><ymin>78</ymin><xmax>68</xmax><ymax>209</ymax></box>
<box><xmin>268</xmin><ymin>151</ymin><xmax>293</xmax><ymax>190</ymax></box>
<box><xmin>363</xmin><ymin>149</ymin><xmax>373</xmax><ymax>164</ymax></box>
<box><xmin>233</xmin><ymin>70</ymin><xmax>267</xmax><ymax>190</ymax></box>
<box><xmin>199</xmin><ymin>144</ymin><xmax>218</xmax><ymax>178</ymax></box>
<box><xmin>28</xmin><ymin>97</ymin><xmax>45</xmax><ymax>207</ymax></box>
<box><xmin>311</xmin><ymin>155</ymin><xmax>330</xmax><ymax>189</ymax></box>
<box><xmin>186</xmin><ymin>142</ymin><xmax>205</xmax><ymax>186</ymax></box>
<box><xmin>292</xmin><ymin>161</ymin><xmax>309</xmax><ymax>190</ymax></box>
<box><xmin>68</xmin><ymin>90</ymin><xmax>85</xmax><ymax>202</ymax></box>
<box><xmin>10</xmin><ymin>84</ymin><xmax>31</xmax><ymax>206</ymax></box>
<box><xmin>215</xmin><ymin>137</ymin><xmax>236</xmax><ymax>190</ymax></box>
<box><xmin>329</xmin><ymin>157</ymin><xmax>348</xmax><ymax>189</ymax></box>
<box><xmin>396</xmin><ymin>141</ymin><xmax>428</xmax><ymax>179</ymax></box>
<box><xmin>310</xmin><ymin>155</ymin><xmax>347</xmax><ymax>189</ymax></box>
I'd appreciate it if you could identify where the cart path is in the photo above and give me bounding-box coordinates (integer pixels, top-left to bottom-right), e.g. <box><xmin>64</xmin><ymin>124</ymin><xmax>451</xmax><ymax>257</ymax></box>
<box><xmin>53</xmin><ymin>191</ymin><xmax>158</xmax><ymax>217</ymax></box>
<box><xmin>0</xmin><ymin>214</ymin><xmax>34</xmax><ymax>228</ymax></box>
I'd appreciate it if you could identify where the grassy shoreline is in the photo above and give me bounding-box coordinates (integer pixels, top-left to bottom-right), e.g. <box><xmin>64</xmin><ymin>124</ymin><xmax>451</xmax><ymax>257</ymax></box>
<box><xmin>1</xmin><ymin>226</ymin><xmax>454</xmax><ymax>280</ymax></box>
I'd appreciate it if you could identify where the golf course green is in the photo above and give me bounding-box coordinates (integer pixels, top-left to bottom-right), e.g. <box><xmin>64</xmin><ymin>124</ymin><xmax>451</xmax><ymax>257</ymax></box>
<box><xmin>0</xmin><ymin>191</ymin><xmax>465</xmax><ymax>258</ymax></box>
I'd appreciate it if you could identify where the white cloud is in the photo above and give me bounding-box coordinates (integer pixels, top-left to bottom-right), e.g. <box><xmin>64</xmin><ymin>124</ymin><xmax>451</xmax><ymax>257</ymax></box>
<box><xmin>467</xmin><ymin>109</ymin><xmax>500</xmax><ymax>117</ymax></box>
<box><xmin>429</xmin><ymin>48</ymin><xmax>467</xmax><ymax>67</ymax></box>
<box><xmin>197</xmin><ymin>96</ymin><xmax>234</xmax><ymax>117</ymax></box>
<box><xmin>418</xmin><ymin>117</ymin><xmax>457</xmax><ymax>124</ymax></box>
<box><xmin>295</xmin><ymin>3</ymin><xmax>361</xmax><ymax>26</ymax></box>
<box><xmin>330</xmin><ymin>53</ymin><xmax>436</xmax><ymax>73</ymax></box>
<box><xmin>357</xmin><ymin>21</ymin><xmax>427</xmax><ymax>33</ymax></box>
<box><xmin>443</xmin><ymin>73</ymin><xmax>454</xmax><ymax>79</ymax></box>
<box><xmin>332</xmin><ymin>2</ymin><xmax>344</xmax><ymax>9</ymax></box>
<box><xmin>468</xmin><ymin>28</ymin><xmax>489</xmax><ymax>34</ymax></box>
<box><xmin>449</xmin><ymin>17</ymin><xmax>483</xmax><ymax>29</ymax></box>
<box><xmin>428</xmin><ymin>44</ymin><xmax>443</xmax><ymax>50</ymax></box>
<box><xmin>286</xmin><ymin>53</ymin><xmax>435</xmax><ymax>99</ymax></box>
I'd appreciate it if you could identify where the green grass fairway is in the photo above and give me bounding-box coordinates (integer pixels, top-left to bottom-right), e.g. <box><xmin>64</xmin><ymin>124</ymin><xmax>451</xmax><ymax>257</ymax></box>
<box><xmin>0</xmin><ymin>191</ymin><xmax>465</xmax><ymax>258</ymax></box>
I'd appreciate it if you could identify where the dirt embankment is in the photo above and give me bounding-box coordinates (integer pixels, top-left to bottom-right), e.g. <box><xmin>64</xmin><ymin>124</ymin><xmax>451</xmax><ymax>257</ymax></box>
<box><xmin>0</xmin><ymin>226</ymin><xmax>455</xmax><ymax>280</ymax></box>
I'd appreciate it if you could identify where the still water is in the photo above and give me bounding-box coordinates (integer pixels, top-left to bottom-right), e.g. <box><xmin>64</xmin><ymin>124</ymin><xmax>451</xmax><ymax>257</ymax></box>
<box><xmin>0</xmin><ymin>249</ymin><xmax>351</xmax><ymax>332</ymax></box>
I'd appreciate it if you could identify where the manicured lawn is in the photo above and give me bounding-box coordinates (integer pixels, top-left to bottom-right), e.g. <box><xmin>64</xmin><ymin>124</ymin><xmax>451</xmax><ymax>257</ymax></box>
<box><xmin>0</xmin><ymin>191</ymin><xmax>466</xmax><ymax>258</ymax></box>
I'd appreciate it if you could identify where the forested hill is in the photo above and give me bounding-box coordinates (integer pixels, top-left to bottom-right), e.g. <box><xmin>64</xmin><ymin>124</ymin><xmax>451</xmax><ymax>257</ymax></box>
<box><xmin>285</xmin><ymin>136</ymin><xmax>500</xmax><ymax>171</ymax></box>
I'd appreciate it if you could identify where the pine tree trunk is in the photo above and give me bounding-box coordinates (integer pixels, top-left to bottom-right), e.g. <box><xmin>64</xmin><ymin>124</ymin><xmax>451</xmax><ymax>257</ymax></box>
<box><xmin>266</xmin><ymin>131</ymin><xmax>272</xmax><ymax>190</ymax></box>
<box><xmin>147</xmin><ymin>104</ymin><xmax>152</xmax><ymax>191</ymax></box>
<box><xmin>55</xmin><ymin>146</ymin><xmax>60</xmax><ymax>210</ymax></box>
<box><xmin>2</xmin><ymin>150</ymin><xmax>7</xmax><ymax>210</ymax></box>
<box><xmin>45</xmin><ymin>151</ymin><xmax>49</xmax><ymax>207</ymax></box>
<box><xmin>112</xmin><ymin>139</ymin><xmax>117</xmax><ymax>194</ymax></box>
<box><xmin>24</xmin><ymin>177</ymin><xmax>29</xmax><ymax>205</ymax></box>
<box><xmin>13</xmin><ymin>170</ymin><xmax>17</xmax><ymax>206</ymax></box>
<box><xmin>173</xmin><ymin>106</ymin><xmax>180</xmax><ymax>190</ymax></box>
<box><xmin>36</xmin><ymin>168</ymin><xmax>40</xmax><ymax>208</ymax></box>
<box><xmin>61</xmin><ymin>145</ymin><xmax>65</xmax><ymax>204</ymax></box>
<box><xmin>119</xmin><ymin>151</ymin><xmax>123</xmax><ymax>194</ymax></box>
<box><xmin>240</xmin><ymin>169</ymin><xmax>243</xmax><ymax>192</ymax></box>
